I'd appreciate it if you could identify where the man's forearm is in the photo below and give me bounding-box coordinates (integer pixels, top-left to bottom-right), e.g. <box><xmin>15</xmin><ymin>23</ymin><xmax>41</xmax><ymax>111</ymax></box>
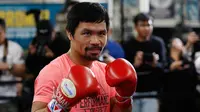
<box><xmin>111</xmin><ymin>105</ymin><xmax>132</xmax><ymax>112</ymax></box>
<box><xmin>110</xmin><ymin>97</ymin><xmax>132</xmax><ymax>112</ymax></box>
<box><xmin>32</xmin><ymin>104</ymin><xmax>71</xmax><ymax>112</ymax></box>
<box><xmin>11</xmin><ymin>64</ymin><xmax>26</xmax><ymax>77</ymax></box>
<box><xmin>33</xmin><ymin>107</ymin><xmax>48</xmax><ymax>112</ymax></box>
<box><xmin>34</xmin><ymin>108</ymin><xmax>71</xmax><ymax>112</ymax></box>
<box><xmin>111</xmin><ymin>102</ymin><xmax>132</xmax><ymax>112</ymax></box>
<box><xmin>33</xmin><ymin>108</ymin><xmax>70</xmax><ymax>112</ymax></box>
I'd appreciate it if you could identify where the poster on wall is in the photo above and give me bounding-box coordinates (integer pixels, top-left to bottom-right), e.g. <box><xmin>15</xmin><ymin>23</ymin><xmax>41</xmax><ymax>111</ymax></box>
<box><xmin>123</xmin><ymin>0</ymin><xmax>138</xmax><ymax>41</ymax></box>
<box><xmin>150</xmin><ymin>0</ymin><xmax>174</xmax><ymax>19</ymax></box>
<box><xmin>0</xmin><ymin>3</ymin><xmax>63</xmax><ymax>49</ymax></box>
<box><xmin>78</xmin><ymin>0</ymin><xmax>108</xmax><ymax>9</ymax></box>
<box><xmin>185</xmin><ymin>0</ymin><xmax>199</xmax><ymax>21</ymax></box>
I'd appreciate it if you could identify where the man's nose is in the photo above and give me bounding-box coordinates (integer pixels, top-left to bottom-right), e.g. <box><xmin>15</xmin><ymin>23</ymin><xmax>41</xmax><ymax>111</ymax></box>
<box><xmin>90</xmin><ymin>36</ymin><xmax>100</xmax><ymax>45</ymax></box>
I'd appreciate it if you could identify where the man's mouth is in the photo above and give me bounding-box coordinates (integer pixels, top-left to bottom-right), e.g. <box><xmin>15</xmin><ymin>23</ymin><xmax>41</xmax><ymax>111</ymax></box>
<box><xmin>88</xmin><ymin>49</ymin><xmax>101</xmax><ymax>54</ymax></box>
<box><xmin>86</xmin><ymin>47</ymin><xmax>102</xmax><ymax>54</ymax></box>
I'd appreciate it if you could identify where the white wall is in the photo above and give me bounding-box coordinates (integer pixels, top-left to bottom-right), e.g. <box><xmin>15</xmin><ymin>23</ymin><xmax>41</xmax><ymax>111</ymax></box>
<box><xmin>78</xmin><ymin>0</ymin><xmax>107</xmax><ymax>3</ymax></box>
<box><xmin>0</xmin><ymin>0</ymin><xmax>64</xmax><ymax>3</ymax></box>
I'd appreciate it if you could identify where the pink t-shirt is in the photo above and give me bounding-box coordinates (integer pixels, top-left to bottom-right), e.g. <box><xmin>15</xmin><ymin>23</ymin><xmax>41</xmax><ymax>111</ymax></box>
<box><xmin>33</xmin><ymin>54</ymin><xmax>116</xmax><ymax>112</ymax></box>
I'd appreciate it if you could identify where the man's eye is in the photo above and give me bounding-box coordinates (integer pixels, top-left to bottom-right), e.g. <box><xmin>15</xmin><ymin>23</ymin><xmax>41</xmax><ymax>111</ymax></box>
<box><xmin>99</xmin><ymin>32</ymin><xmax>106</xmax><ymax>36</ymax></box>
<box><xmin>82</xmin><ymin>32</ymin><xmax>91</xmax><ymax>36</ymax></box>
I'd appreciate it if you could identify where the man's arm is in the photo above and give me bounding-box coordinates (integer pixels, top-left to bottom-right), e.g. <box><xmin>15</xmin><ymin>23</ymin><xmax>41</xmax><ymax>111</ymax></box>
<box><xmin>110</xmin><ymin>97</ymin><xmax>132</xmax><ymax>112</ymax></box>
<box><xmin>32</xmin><ymin>65</ymin><xmax>100</xmax><ymax>112</ymax></box>
<box><xmin>0</xmin><ymin>62</ymin><xmax>25</xmax><ymax>77</ymax></box>
<box><xmin>11</xmin><ymin>43</ymin><xmax>26</xmax><ymax>77</ymax></box>
<box><xmin>11</xmin><ymin>63</ymin><xmax>26</xmax><ymax>77</ymax></box>
<box><xmin>157</xmin><ymin>37</ymin><xmax>167</xmax><ymax>69</ymax></box>
<box><xmin>32</xmin><ymin>102</ymin><xmax>48</xmax><ymax>112</ymax></box>
<box><xmin>32</xmin><ymin>97</ymin><xmax>133</xmax><ymax>112</ymax></box>
<box><xmin>32</xmin><ymin>101</ymin><xmax>72</xmax><ymax>112</ymax></box>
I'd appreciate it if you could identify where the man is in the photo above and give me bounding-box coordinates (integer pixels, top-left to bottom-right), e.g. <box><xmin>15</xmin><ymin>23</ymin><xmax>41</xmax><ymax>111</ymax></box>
<box><xmin>123</xmin><ymin>13</ymin><xmax>167</xmax><ymax>71</ymax></box>
<box><xmin>122</xmin><ymin>13</ymin><xmax>167</xmax><ymax>112</ymax></box>
<box><xmin>0</xmin><ymin>18</ymin><xmax>25</xmax><ymax>112</ymax></box>
<box><xmin>32</xmin><ymin>2</ymin><xmax>137</xmax><ymax>112</ymax></box>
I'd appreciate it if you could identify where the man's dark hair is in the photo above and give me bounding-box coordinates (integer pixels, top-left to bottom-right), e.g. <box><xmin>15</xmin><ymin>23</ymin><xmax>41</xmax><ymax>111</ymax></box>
<box><xmin>64</xmin><ymin>1</ymin><xmax>79</xmax><ymax>12</ymax></box>
<box><xmin>173</xmin><ymin>22</ymin><xmax>193</xmax><ymax>39</ymax></box>
<box><xmin>133</xmin><ymin>13</ymin><xmax>153</xmax><ymax>25</ymax></box>
<box><xmin>67</xmin><ymin>1</ymin><xmax>79</xmax><ymax>8</ymax></box>
<box><xmin>66</xmin><ymin>2</ymin><xmax>109</xmax><ymax>36</ymax></box>
<box><xmin>0</xmin><ymin>18</ymin><xmax>6</xmax><ymax>30</ymax></box>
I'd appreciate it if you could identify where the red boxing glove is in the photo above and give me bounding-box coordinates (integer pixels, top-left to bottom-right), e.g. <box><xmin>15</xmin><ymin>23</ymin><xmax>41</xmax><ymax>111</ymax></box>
<box><xmin>47</xmin><ymin>65</ymin><xmax>100</xmax><ymax>112</ymax></box>
<box><xmin>105</xmin><ymin>58</ymin><xmax>137</xmax><ymax>97</ymax></box>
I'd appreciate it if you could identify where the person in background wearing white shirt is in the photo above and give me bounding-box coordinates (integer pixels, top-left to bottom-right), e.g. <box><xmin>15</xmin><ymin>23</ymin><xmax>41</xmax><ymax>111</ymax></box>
<box><xmin>0</xmin><ymin>18</ymin><xmax>25</xmax><ymax>112</ymax></box>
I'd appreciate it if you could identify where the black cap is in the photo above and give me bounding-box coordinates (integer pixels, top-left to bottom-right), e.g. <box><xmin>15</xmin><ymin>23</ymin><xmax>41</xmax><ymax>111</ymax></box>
<box><xmin>37</xmin><ymin>20</ymin><xmax>53</xmax><ymax>37</ymax></box>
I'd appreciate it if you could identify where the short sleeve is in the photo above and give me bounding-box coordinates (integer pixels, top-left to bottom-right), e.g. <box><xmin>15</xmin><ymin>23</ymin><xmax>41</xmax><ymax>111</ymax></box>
<box><xmin>33</xmin><ymin>64</ymin><xmax>63</xmax><ymax>103</ymax></box>
<box><xmin>12</xmin><ymin>43</ymin><xmax>25</xmax><ymax>64</ymax></box>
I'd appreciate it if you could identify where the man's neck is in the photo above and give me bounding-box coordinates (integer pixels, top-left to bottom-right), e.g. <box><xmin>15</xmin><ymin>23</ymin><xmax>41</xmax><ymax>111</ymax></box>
<box><xmin>135</xmin><ymin>36</ymin><xmax>149</xmax><ymax>42</ymax></box>
<box><xmin>67</xmin><ymin>50</ymin><xmax>93</xmax><ymax>68</ymax></box>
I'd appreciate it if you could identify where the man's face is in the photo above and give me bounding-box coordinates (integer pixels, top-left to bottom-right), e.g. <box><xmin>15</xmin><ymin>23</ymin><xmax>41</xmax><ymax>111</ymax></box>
<box><xmin>0</xmin><ymin>26</ymin><xmax>5</xmax><ymax>44</ymax></box>
<box><xmin>135</xmin><ymin>20</ymin><xmax>153</xmax><ymax>40</ymax></box>
<box><xmin>69</xmin><ymin>22</ymin><xmax>108</xmax><ymax>60</ymax></box>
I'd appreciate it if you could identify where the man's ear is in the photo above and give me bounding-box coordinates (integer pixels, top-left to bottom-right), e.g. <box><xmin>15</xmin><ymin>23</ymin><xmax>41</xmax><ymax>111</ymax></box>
<box><xmin>66</xmin><ymin>30</ymin><xmax>73</xmax><ymax>40</ymax></box>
